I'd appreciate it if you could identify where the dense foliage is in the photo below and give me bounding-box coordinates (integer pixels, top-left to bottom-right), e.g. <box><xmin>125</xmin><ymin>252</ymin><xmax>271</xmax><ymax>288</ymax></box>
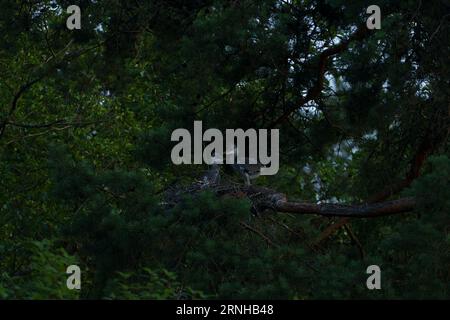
<box><xmin>0</xmin><ymin>0</ymin><xmax>449</xmax><ymax>299</ymax></box>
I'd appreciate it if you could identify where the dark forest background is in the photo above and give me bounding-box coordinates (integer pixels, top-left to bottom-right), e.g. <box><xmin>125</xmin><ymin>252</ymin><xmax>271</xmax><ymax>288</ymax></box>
<box><xmin>0</xmin><ymin>0</ymin><xmax>449</xmax><ymax>299</ymax></box>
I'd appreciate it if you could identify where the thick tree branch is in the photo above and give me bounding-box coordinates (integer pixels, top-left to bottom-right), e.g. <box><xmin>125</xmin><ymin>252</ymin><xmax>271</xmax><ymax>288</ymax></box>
<box><xmin>315</xmin><ymin>127</ymin><xmax>442</xmax><ymax>244</ymax></box>
<box><xmin>192</xmin><ymin>185</ymin><xmax>417</xmax><ymax>218</ymax></box>
<box><xmin>272</xmin><ymin>197</ymin><xmax>415</xmax><ymax>218</ymax></box>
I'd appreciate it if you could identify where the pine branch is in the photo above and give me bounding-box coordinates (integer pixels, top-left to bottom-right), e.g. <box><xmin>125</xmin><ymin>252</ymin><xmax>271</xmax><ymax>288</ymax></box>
<box><xmin>167</xmin><ymin>182</ymin><xmax>417</xmax><ymax>219</ymax></box>
<box><xmin>314</xmin><ymin>127</ymin><xmax>442</xmax><ymax>244</ymax></box>
<box><xmin>271</xmin><ymin>25</ymin><xmax>371</xmax><ymax>127</ymax></box>
<box><xmin>269</xmin><ymin>195</ymin><xmax>415</xmax><ymax>218</ymax></box>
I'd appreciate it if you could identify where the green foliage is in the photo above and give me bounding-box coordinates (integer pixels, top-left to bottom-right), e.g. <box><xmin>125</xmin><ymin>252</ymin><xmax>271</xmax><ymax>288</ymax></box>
<box><xmin>135</xmin><ymin>126</ymin><xmax>174</xmax><ymax>170</ymax></box>
<box><xmin>0</xmin><ymin>240</ymin><xmax>79</xmax><ymax>299</ymax></box>
<box><xmin>409</xmin><ymin>156</ymin><xmax>450</xmax><ymax>223</ymax></box>
<box><xmin>103</xmin><ymin>268</ymin><xmax>205</xmax><ymax>300</ymax></box>
<box><xmin>0</xmin><ymin>0</ymin><xmax>449</xmax><ymax>300</ymax></box>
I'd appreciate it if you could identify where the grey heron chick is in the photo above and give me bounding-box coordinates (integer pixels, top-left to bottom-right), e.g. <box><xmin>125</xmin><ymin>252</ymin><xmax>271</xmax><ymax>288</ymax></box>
<box><xmin>226</xmin><ymin>149</ymin><xmax>265</xmax><ymax>186</ymax></box>
<box><xmin>202</xmin><ymin>155</ymin><xmax>221</xmax><ymax>186</ymax></box>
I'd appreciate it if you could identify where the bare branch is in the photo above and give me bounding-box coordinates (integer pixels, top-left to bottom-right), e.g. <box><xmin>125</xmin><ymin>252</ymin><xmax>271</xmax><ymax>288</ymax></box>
<box><xmin>240</xmin><ymin>221</ymin><xmax>278</xmax><ymax>247</ymax></box>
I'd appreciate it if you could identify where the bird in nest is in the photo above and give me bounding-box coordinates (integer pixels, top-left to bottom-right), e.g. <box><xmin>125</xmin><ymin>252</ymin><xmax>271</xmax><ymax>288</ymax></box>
<box><xmin>228</xmin><ymin>147</ymin><xmax>265</xmax><ymax>186</ymax></box>
<box><xmin>203</xmin><ymin>148</ymin><xmax>265</xmax><ymax>186</ymax></box>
